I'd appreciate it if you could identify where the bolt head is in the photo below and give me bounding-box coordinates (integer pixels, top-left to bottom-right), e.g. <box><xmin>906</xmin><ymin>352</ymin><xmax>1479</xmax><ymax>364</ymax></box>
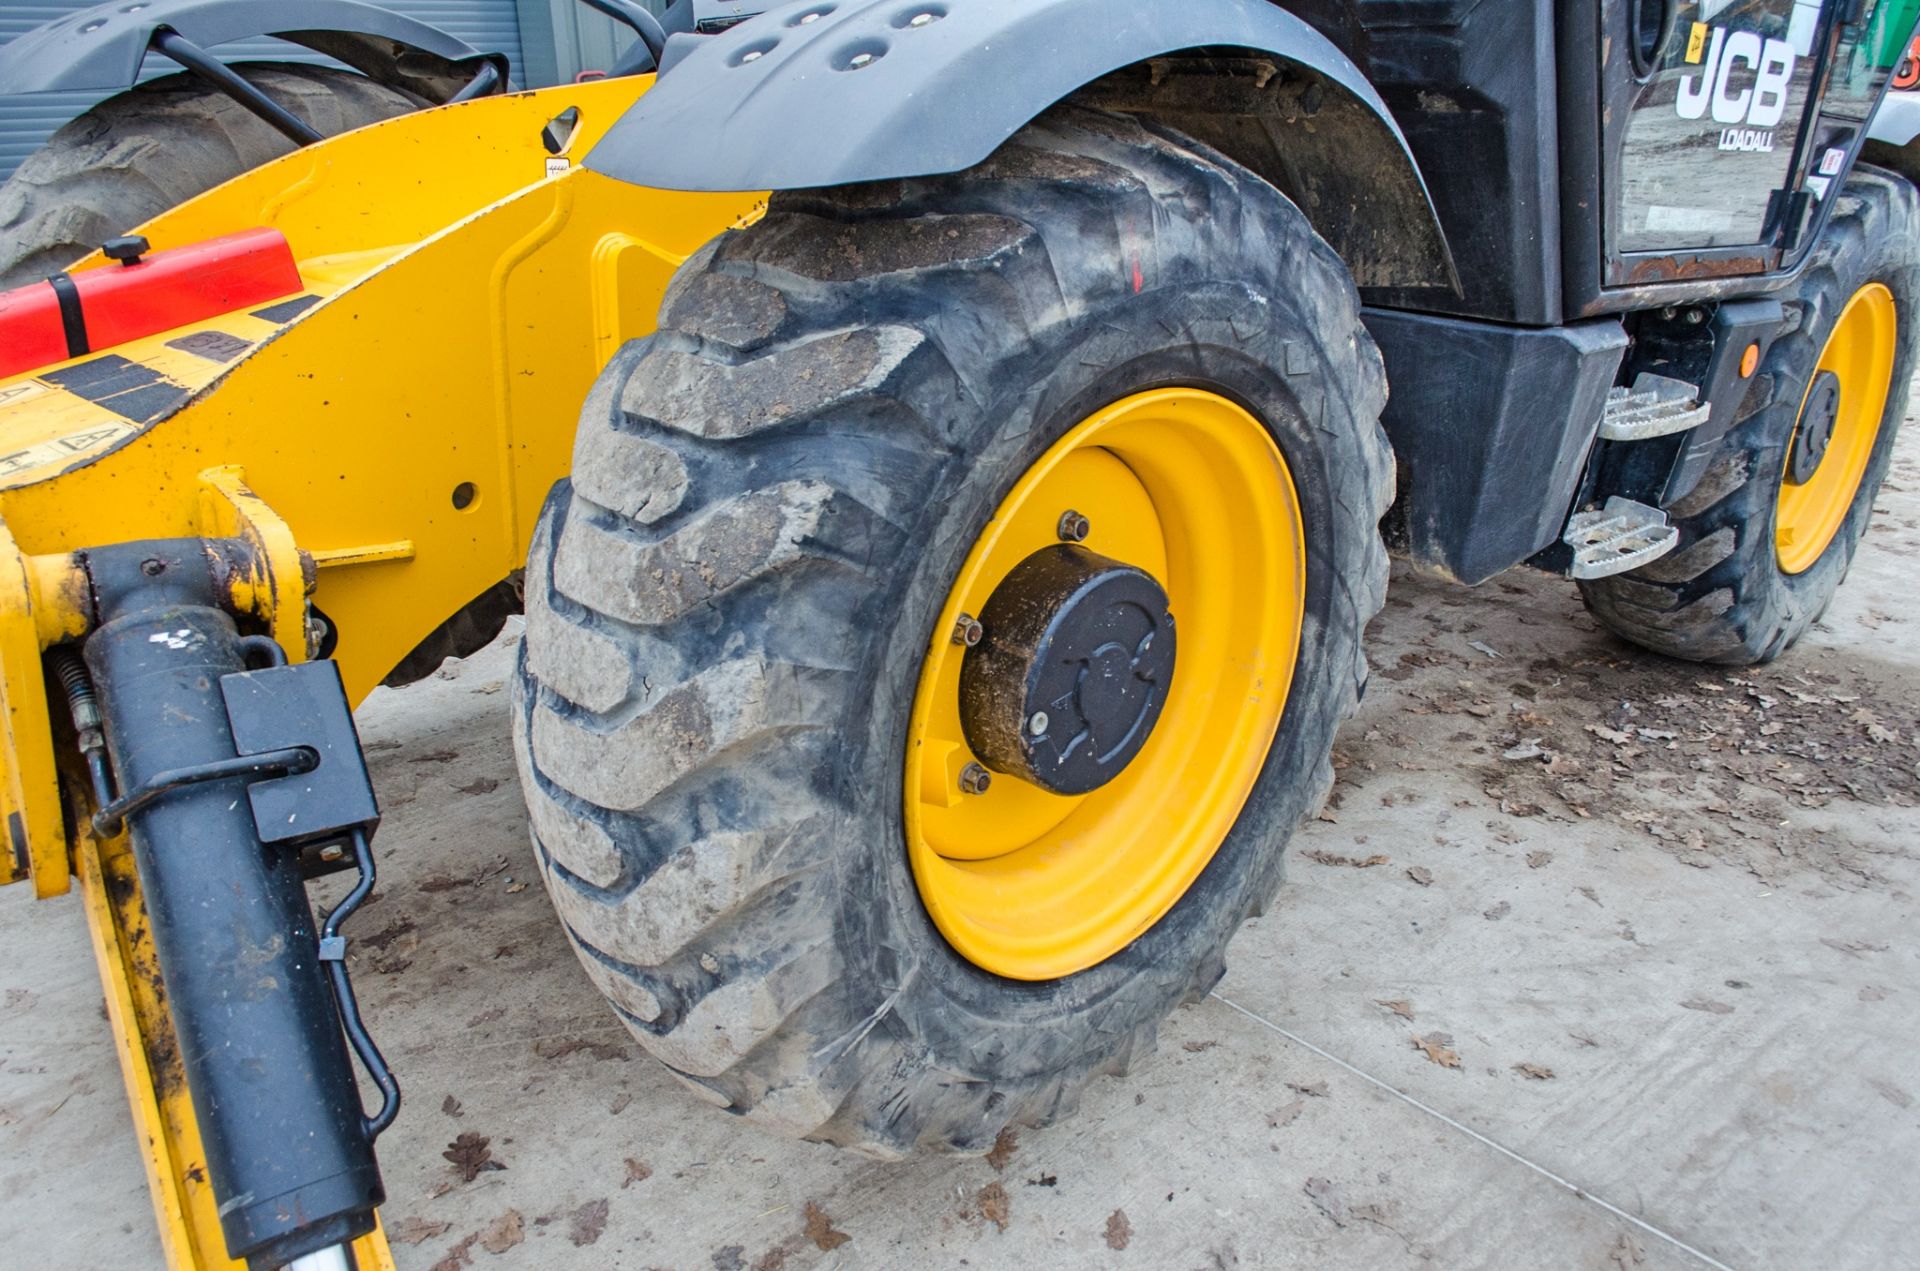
<box><xmin>741</xmin><ymin>48</ymin><xmax>764</xmax><ymax>62</ymax></box>
<box><xmin>952</xmin><ymin>614</ymin><xmax>985</xmax><ymax>647</ymax></box>
<box><xmin>1028</xmin><ymin>712</ymin><xmax>1050</xmax><ymax>736</ymax></box>
<box><xmin>910</xmin><ymin>11</ymin><xmax>936</xmax><ymax>25</ymax></box>
<box><xmin>1057</xmin><ymin>510</ymin><xmax>1092</xmax><ymax>543</ymax></box>
<box><xmin>318</xmin><ymin>844</ymin><xmax>344</xmax><ymax>862</ymax></box>
<box><xmin>959</xmin><ymin>762</ymin><xmax>992</xmax><ymax>796</ymax></box>
<box><xmin>799</xmin><ymin>10</ymin><xmax>822</xmax><ymax>21</ymax></box>
<box><xmin>849</xmin><ymin>51</ymin><xmax>876</xmax><ymax>68</ymax></box>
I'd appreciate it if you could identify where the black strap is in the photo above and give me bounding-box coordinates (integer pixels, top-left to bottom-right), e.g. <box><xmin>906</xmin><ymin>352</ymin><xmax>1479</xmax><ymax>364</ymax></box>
<box><xmin>46</xmin><ymin>272</ymin><xmax>88</xmax><ymax>360</ymax></box>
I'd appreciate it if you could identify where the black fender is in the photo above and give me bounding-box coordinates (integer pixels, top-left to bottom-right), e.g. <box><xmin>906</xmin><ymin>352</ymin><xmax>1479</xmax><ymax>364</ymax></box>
<box><xmin>586</xmin><ymin>0</ymin><xmax>1454</xmax><ymax>289</ymax></box>
<box><xmin>0</xmin><ymin>0</ymin><xmax>505</xmax><ymax>100</ymax></box>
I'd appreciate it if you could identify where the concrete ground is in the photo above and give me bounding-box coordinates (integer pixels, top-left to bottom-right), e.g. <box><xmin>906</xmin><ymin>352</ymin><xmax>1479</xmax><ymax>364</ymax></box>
<box><xmin>3</xmin><ymin>429</ymin><xmax>1917</xmax><ymax>1271</ymax></box>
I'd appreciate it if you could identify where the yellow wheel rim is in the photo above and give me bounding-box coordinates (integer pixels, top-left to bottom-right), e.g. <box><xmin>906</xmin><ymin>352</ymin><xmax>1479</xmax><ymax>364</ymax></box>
<box><xmin>903</xmin><ymin>389</ymin><xmax>1304</xmax><ymax>981</ymax></box>
<box><xmin>1776</xmin><ymin>282</ymin><xmax>1897</xmax><ymax>575</ymax></box>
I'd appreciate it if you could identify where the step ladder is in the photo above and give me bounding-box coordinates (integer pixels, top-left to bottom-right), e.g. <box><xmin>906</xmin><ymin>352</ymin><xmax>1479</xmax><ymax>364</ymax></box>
<box><xmin>1599</xmin><ymin>373</ymin><xmax>1710</xmax><ymax>441</ymax></box>
<box><xmin>1563</xmin><ymin>496</ymin><xmax>1680</xmax><ymax>579</ymax></box>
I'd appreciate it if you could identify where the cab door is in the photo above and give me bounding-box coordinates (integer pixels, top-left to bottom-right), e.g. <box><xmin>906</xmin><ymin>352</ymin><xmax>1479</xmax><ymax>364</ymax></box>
<box><xmin>1601</xmin><ymin>0</ymin><xmax>1918</xmax><ymax>289</ymax></box>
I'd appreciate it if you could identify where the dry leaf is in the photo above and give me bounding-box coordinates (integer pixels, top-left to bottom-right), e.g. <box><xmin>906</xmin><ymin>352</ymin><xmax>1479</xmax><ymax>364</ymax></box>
<box><xmin>976</xmin><ymin>1182</ymin><xmax>1011</xmax><ymax>1232</ymax></box>
<box><xmin>1286</xmin><ymin>1080</ymin><xmax>1329</xmax><ymax>1098</ymax></box>
<box><xmin>1526</xmin><ymin>851</ymin><xmax>1553</xmax><ymax>869</ymax></box>
<box><xmin>390</xmin><ymin>1217</ymin><xmax>451</xmax><ymax>1246</ymax></box>
<box><xmin>428</xmin><ymin>1233</ymin><xmax>477</xmax><ymax>1271</ymax></box>
<box><xmin>1680</xmin><ymin>998</ymin><xmax>1735</xmax><ymax>1015</ymax></box>
<box><xmin>1266</xmin><ymin>1099</ymin><xmax>1306</xmax><ymax>1128</ymax></box>
<box><xmin>479</xmin><ymin>1210</ymin><xmax>524</xmax><ymax>1255</ymax></box>
<box><xmin>1304</xmin><ymin>849</ymin><xmax>1390</xmax><ymax>868</ymax></box>
<box><xmin>441</xmin><ymin>1094</ymin><xmax>463</xmax><ymax>1118</ymax></box>
<box><xmin>568</xmin><ymin>1198</ymin><xmax>610</xmax><ymax>1247</ymax></box>
<box><xmin>803</xmin><ymin>1201</ymin><xmax>851</xmax><ymax>1252</ymax></box>
<box><xmin>622</xmin><ymin>1158</ymin><xmax>651</xmax><ymax>1188</ymax></box>
<box><xmin>456</xmin><ymin>778</ymin><xmax>499</xmax><ymax>796</ymax></box>
<box><xmin>1483</xmin><ymin>900</ymin><xmax>1511</xmax><ymax>921</ymax></box>
<box><xmin>1512</xmin><ymin>1062</ymin><xmax>1555</xmax><ymax>1081</ymax></box>
<box><xmin>1375</xmin><ymin>998</ymin><xmax>1414</xmax><ymax>1020</ymax></box>
<box><xmin>1413</xmin><ymin>1033</ymin><xmax>1461</xmax><ymax>1068</ymax></box>
<box><xmin>442</xmin><ymin>1132</ymin><xmax>504</xmax><ymax>1183</ymax></box>
<box><xmin>1105</xmin><ymin>1209</ymin><xmax>1133</xmax><ymax>1251</ymax></box>
<box><xmin>985</xmin><ymin>1127</ymin><xmax>1018</xmax><ymax>1171</ymax></box>
<box><xmin>1406</xmin><ymin>866</ymin><xmax>1434</xmax><ymax>886</ymax></box>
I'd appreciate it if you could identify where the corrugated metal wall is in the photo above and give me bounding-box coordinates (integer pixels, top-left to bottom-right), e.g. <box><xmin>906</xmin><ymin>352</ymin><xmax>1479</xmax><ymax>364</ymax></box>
<box><xmin>0</xmin><ymin>1</ymin><xmax>530</xmax><ymax>180</ymax></box>
<box><xmin>520</xmin><ymin>0</ymin><xmax>668</xmax><ymax>86</ymax></box>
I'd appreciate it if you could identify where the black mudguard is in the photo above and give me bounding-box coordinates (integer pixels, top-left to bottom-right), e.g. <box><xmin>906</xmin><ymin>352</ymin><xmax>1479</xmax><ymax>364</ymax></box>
<box><xmin>0</xmin><ymin>0</ymin><xmax>505</xmax><ymax>98</ymax></box>
<box><xmin>586</xmin><ymin>0</ymin><xmax>1450</xmax><ymax>287</ymax></box>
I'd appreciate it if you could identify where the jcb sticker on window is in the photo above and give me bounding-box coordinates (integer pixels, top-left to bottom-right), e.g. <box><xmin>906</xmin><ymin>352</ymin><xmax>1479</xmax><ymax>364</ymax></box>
<box><xmin>1677</xmin><ymin>26</ymin><xmax>1797</xmax><ymax>153</ymax></box>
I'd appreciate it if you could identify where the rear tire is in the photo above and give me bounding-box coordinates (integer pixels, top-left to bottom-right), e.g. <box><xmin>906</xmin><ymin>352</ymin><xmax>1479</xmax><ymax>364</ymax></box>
<box><xmin>0</xmin><ymin>65</ymin><xmax>422</xmax><ymax>289</ymax></box>
<box><xmin>513</xmin><ymin>106</ymin><xmax>1393</xmax><ymax>1155</ymax></box>
<box><xmin>1581</xmin><ymin>168</ymin><xmax>1920</xmax><ymax>664</ymax></box>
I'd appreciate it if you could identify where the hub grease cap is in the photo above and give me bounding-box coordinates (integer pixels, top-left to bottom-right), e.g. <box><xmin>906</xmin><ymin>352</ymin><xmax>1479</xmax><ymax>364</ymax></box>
<box><xmin>1790</xmin><ymin>369</ymin><xmax>1842</xmax><ymax>485</ymax></box>
<box><xmin>959</xmin><ymin>545</ymin><xmax>1176</xmax><ymax>796</ymax></box>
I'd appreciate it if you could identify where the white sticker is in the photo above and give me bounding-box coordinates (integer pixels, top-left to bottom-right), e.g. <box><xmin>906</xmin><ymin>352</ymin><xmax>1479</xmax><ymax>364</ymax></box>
<box><xmin>545</xmin><ymin>156</ymin><xmax>571</xmax><ymax>179</ymax></box>
<box><xmin>0</xmin><ymin>381</ymin><xmax>48</xmax><ymax>408</ymax></box>
<box><xmin>1819</xmin><ymin>147</ymin><xmax>1846</xmax><ymax>175</ymax></box>
<box><xmin>1644</xmin><ymin>205</ymin><xmax>1737</xmax><ymax>233</ymax></box>
<box><xmin>0</xmin><ymin>419</ymin><xmax>137</xmax><ymax>481</ymax></box>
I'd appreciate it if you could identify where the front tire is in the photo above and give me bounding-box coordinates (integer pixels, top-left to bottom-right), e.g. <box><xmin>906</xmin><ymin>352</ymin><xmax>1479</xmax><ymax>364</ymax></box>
<box><xmin>512</xmin><ymin>107</ymin><xmax>1393</xmax><ymax>1155</ymax></box>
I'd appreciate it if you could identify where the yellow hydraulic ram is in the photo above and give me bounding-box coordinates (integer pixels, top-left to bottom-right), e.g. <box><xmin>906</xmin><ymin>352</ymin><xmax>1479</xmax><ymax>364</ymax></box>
<box><xmin>0</xmin><ymin>76</ymin><xmax>762</xmax><ymax>1268</ymax></box>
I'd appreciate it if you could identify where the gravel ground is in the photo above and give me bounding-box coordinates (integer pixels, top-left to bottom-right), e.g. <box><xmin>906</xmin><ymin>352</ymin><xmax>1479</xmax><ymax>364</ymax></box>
<box><xmin>3</xmin><ymin>426</ymin><xmax>1916</xmax><ymax>1271</ymax></box>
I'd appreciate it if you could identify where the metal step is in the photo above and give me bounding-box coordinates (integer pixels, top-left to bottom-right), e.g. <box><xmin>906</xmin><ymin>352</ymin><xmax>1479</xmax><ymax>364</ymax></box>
<box><xmin>1599</xmin><ymin>372</ymin><xmax>1710</xmax><ymax>441</ymax></box>
<box><xmin>1563</xmin><ymin>496</ymin><xmax>1680</xmax><ymax>579</ymax></box>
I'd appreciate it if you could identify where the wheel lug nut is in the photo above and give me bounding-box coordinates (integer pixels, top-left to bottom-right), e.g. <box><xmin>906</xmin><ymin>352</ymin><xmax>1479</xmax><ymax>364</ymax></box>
<box><xmin>952</xmin><ymin>613</ymin><xmax>984</xmax><ymax>647</ymax></box>
<box><xmin>1057</xmin><ymin>510</ymin><xmax>1091</xmax><ymax>542</ymax></box>
<box><xmin>959</xmin><ymin>763</ymin><xmax>992</xmax><ymax>796</ymax></box>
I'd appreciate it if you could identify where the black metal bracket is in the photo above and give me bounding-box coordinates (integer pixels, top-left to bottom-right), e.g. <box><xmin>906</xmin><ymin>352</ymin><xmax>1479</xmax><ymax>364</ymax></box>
<box><xmin>221</xmin><ymin>658</ymin><xmax>380</xmax><ymax>853</ymax></box>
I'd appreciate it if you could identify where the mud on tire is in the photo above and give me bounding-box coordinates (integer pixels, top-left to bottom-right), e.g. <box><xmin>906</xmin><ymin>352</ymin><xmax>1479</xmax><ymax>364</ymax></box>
<box><xmin>0</xmin><ymin>65</ymin><xmax>422</xmax><ymax>289</ymax></box>
<box><xmin>1581</xmin><ymin>168</ymin><xmax>1920</xmax><ymax>664</ymax></box>
<box><xmin>512</xmin><ymin>106</ymin><xmax>1394</xmax><ymax>1156</ymax></box>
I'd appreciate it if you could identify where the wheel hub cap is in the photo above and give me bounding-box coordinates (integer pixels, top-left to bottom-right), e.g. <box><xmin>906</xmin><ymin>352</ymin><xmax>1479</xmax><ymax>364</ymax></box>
<box><xmin>902</xmin><ymin>388</ymin><xmax>1306</xmax><ymax>981</ymax></box>
<box><xmin>1787</xmin><ymin>370</ymin><xmax>1841</xmax><ymax>484</ymax></box>
<box><xmin>960</xmin><ymin>545</ymin><xmax>1177</xmax><ymax>796</ymax></box>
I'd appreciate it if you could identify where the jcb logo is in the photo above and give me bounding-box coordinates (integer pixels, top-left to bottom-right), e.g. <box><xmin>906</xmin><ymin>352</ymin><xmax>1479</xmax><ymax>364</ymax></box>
<box><xmin>1677</xmin><ymin>25</ymin><xmax>1796</xmax><ymax>128</ymax></box>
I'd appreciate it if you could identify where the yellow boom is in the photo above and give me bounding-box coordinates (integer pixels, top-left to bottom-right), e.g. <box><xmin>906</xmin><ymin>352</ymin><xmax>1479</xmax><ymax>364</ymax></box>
<box><xmin>0</xmin><ymin>75</ymin><xmax>760</xmax><ymax>1268</ymax></box>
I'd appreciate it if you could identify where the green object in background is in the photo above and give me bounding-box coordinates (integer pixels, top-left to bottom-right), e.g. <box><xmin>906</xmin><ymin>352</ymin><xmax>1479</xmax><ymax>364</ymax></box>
<box><xmin>1868</xmin><ymin>0</ymin><xmax>1920</xmax><ymax>66</ymax></box>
